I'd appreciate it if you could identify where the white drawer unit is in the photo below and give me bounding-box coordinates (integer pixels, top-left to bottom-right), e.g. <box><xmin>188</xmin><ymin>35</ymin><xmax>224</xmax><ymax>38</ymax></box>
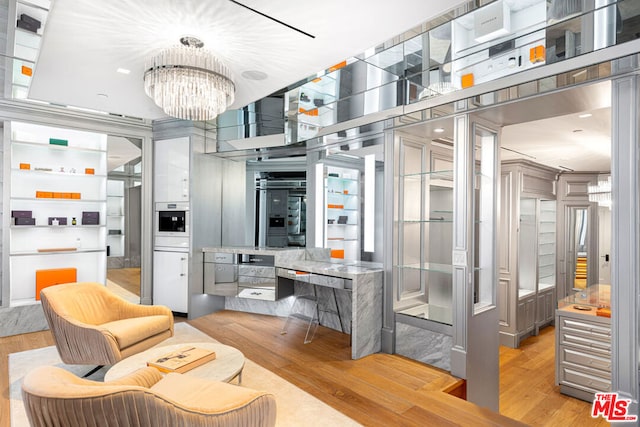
<box><xmin>556</xmin><ymin>309</ymin><xmax>612</xmax><ymax>402</ymax></box>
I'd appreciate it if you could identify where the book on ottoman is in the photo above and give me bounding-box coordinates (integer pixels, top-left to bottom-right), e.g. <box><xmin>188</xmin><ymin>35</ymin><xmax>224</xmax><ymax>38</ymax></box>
<box><xmin>147</xmin><ymin>346</ymin><xmax>216</xmax><ymax>374</ymax></box>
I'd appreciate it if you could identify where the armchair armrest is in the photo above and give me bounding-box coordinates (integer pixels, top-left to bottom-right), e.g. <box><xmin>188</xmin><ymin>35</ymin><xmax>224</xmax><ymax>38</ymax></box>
<box><xmin>105</xmin><ymin>367</ymin><xmax>163</xmax><ymax>388</ymax></box>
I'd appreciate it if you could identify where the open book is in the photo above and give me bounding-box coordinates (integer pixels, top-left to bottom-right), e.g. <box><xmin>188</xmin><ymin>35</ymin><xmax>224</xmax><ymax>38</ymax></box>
<box><xmin>147</xmin><ymin>346</ymin><xmax>216</xmax><ymax>374</ymax></box>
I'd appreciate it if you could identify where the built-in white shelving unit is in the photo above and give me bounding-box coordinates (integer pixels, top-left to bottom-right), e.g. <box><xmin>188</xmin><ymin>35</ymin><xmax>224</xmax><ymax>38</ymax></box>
<box><xmin>7</xmin><ymin>121</ymin><xmax>107</xmax><ymax>306</ymax></box>
<box><xmin>324</xmin><ymin>166</ymin><xmax>359</xmax><ymax>260</ymax></box>
<box><xmin>107</xmin><ymin>179</ymin><xmax>125</xmax><ymax>257</ymax></box>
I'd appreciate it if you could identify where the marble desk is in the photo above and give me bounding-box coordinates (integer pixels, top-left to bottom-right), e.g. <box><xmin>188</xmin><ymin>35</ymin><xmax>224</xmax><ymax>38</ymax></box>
<box><xmin>201</xmin><ymin>247</ymin><xmax>383</xmax><ymax>360</ymax></box>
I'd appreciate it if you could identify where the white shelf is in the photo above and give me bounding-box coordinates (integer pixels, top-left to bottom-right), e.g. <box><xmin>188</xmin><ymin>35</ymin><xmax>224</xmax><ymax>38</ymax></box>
<box><xmin>11</xmin><ymin>168</ymin><xmax>106</xmax><ymax>178</ymax></box>
<box><xmin>11</xmin><ymin>224</ymin><xmax>104</xmax><ymax>229</ymax></box>
<box><xmin>12</xmin><ymin>139</ymin><xmax>106</xmax><ymax>153</ymax></box>
<box><xmin>12</xmin><ymin>197</ymin><xmax>104</xmax><ymax>203</ymax></box>
<box><xmin>11</xmin><ymin>248</ymin><xmax>106</xmax><ymax>256</ymax></box>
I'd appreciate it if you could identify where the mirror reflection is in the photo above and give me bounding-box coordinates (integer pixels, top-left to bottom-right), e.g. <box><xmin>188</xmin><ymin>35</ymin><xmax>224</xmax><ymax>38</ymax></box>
<box><xmin>570</xmin><ymin>207</ymin><xmax>589</xmax><ymax>290</ymax></box>
<box><xmin>105</xmin><ymin>136</ymin><xmax>142</xmax><ymax>303</ymax></box>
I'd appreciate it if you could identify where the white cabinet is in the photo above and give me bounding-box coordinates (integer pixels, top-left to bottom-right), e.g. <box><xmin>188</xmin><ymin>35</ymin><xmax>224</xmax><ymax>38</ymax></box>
<box><xmin>7</xmin><ymin>121</ymin><xmax>107</xmax><ymax>306</ymax></box>
<box><xmin>153</xmin><ymin>250</ymin><xmax>189</xmax><ymax>313</ymax></box>
<box><xmin>154</xmin><ymin>137</ymin><xmax>190</xmax><ymax>202</ymax></box>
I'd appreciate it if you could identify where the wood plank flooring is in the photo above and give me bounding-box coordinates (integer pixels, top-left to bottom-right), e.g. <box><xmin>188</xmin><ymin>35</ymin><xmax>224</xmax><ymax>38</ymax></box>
<box><xmin>189</xmin><ymin>311</ymin><xmax>522</xmax><ymax>426</ymax></box>
<box><xmin>0</xmin><ymin>311</ymin><xmax>608</xmax><ymax>427</ymax></box>
<box><xmin>106</xmin><ymin>267</ymin><xmax>141</xmax><ymax>296</ymax></box>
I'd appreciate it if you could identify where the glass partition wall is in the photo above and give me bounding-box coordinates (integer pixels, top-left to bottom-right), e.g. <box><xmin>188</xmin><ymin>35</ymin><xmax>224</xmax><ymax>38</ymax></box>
<box><xmin>393</xmin><ymin>119</ymin><xmax>454</xmax><ymax>325</ymax></box>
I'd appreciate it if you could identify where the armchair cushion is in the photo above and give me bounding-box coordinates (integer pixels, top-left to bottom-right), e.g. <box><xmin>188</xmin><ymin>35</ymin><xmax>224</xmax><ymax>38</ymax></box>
<box><xmin>151</xmin><ymin>373</ymin><xmax>269</xmax><ymax>414</ymax></box>
<box><xmin>102</xmin><ymin>315</ymin><xmax>173</xmax><ymax>350</ymax></box>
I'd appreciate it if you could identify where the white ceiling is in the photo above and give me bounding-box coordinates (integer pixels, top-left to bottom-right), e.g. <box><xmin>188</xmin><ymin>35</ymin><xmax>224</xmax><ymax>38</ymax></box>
<box><xmin>29</xmin><ymin>0</ymin><xmax>466</xmax><ymax>120</ymax></box>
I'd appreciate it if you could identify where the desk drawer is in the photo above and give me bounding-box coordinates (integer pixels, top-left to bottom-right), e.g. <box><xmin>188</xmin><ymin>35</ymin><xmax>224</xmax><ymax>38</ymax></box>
<box><xmin>238</xmin><ymin>275</ymin><xmax>276</xmax><ymax>288</ymax></box>
<box><xmin>238</xmin><ymin>265</ymin><xmax>275</xmax><ymax>278</ymax></box>
<box><xmin>204</xmin><ymin>252</ymin><xmax>236</xmax><ymax>264</ymax></box>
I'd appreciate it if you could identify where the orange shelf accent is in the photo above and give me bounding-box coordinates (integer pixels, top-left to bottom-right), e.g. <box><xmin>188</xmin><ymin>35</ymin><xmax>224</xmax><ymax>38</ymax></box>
<box><xmin>36</xmin><ymin>191</ymin><xmax>53</xmax><ymax>198</ymax></box>
<box><xmin>20</xmin><ymin>163</ymin><xmax>31</xmax><ymax>170</ymax></box>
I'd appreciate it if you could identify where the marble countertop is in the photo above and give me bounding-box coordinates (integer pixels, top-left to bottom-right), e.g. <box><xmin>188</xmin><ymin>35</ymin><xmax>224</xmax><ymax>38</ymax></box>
<box><xmin>279</xmin><ymin>259</ymin><xmax>383</xmax><ymax>280</ymax></box>
<box><xmin>202</xmin><ymin>246</ymin><xmax>305</xmax><ymax>256</ymax></box>
<box><xmin>202</xmin><ymin>246</ymin><xmax>382</xmax><ymax>279</ymax></box>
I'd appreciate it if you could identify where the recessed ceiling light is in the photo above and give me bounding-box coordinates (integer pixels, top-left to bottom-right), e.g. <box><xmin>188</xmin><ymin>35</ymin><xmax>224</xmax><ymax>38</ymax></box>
<box><xmin>241</xmin><ymin>70</ymin><xmax>268</xmax><ymax>81</ymax></box>
<box><xmin>116</xmin><ymin>68</ymin><xmax>130</xmax><ymax>75</ymax></box>
<box><xmin>578</xmin><ymin>113</ymin><xmax>592</xmax><ymax>119</ymax></box>
<box><xmin>434</xmin><ymin>127</ymin><xmax>445</xmax><ymax>133</ymax></box>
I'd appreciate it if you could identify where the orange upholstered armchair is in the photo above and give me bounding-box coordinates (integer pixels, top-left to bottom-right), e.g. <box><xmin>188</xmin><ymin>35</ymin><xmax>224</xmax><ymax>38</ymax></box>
<box><xmin>22</xmin><ymin>366</ymin><xmax>277</xmax><ymax>427</ymax></box>
<box><xmin>40</xmin><ymin>282</ymin><xmax>174</xmax><ymax>366</ymax></box>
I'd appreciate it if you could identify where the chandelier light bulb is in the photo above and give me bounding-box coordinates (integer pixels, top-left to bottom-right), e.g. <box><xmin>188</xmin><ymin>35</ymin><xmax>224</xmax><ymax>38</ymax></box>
<box><xmin>143</xmin><ymin>41</ymin><xmax>235</xmax><ymax>121</ymax></box>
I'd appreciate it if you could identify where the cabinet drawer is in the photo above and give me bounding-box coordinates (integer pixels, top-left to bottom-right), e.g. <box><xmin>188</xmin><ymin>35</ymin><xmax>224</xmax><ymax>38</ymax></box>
<box><xmin>559</xmin><ymin>366</ymin><xmax>611</xmax><ymax>393</ymax></box>
<box><xmin>561</xmin><ymin>347</ymin><xmax>612</xmax><ymax>373</ymax></box>
<box><xmin>560</xmin><ymin>318</ymin><xmax>611</xmax><ymax>340</ymax></box>
<box><xmin>238</xmin><ymin>265</ymin><xmax>275</xmax><ymax>278</ymax></box>
<box><xmin>560</xmin><ymin>332</ymin><xmax>611</xmax><ymax>356</ymax></box>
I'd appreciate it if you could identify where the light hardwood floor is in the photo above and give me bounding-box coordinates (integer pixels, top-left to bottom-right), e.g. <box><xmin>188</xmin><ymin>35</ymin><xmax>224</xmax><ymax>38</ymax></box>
<box><xmin>0</xmin><ymin>311</ymin><xmax>608</xmax><ymax>427</ymax></box>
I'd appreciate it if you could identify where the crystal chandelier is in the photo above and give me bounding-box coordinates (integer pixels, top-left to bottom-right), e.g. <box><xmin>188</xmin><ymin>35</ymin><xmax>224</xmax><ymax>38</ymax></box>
<box><xmin>143</xmin><ymin>37</ymin><xmax>235</xmax><ymax>121</ymax></box>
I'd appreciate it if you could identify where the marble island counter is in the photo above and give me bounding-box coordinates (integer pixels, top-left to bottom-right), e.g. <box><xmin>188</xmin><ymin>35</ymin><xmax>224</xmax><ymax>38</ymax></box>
<box><xmin>201</xmin><ymin>246</ymin><xmax>383</xmax><ymax>359</ymax></box>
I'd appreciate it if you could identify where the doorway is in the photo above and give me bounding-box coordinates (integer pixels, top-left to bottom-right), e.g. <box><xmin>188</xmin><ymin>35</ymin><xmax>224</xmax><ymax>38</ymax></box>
<box><xmin>476</xmin><ymin>79</ymin><xmax>612</xmax><ymax>417</ymax></box>
<box><xmin>105</xmin><ymin>136</ymin><xmax>143</xmax><ymax>303</ymax></box>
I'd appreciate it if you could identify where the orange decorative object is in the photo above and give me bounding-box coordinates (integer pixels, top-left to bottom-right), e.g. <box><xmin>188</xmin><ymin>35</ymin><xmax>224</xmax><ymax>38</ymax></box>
<box><xmin>21</xmin><ymin>65</ymin><xmax>32</xmax><ymax>76</ymax></box>
<box><xmin>330</xmin><ymin>249</ymin><xmax>345</xmax><ymax>259</ymax></box>
<box><xmin>328</xmin><ymin>60</ymin><xmax>347</xmax><ymax>72</ymax></box>
<box><xmin>311</xmin><ymin>77</ymin><xmax>322</xmax><ymax>83</ymax></box>
<box><xmin>85</xmin><ymin>168</ymin><xmax>95</xmax><ymax>175</ymax></box>
<box><xmin>596</xmin><ymin>307</ymin><xmax>611</xmax><ymax>318</ymax></box>
<box><xmin>36</xmin><ymin>191</ymin><xmax>53</xmax><ymax>198</ymax></box>
<box><xmin>343</xmin><ymin>190</ymin><xmax>349</xmax><ymax>194</ymax></box>
<box><xmin>529</xmin><ymin>45</ymin><xmax>545</xmax><ymax>63</ymax></box>
<box><xmin>299</xmin><ymin>107</ymin><xmax>319</xmax><ymax>116</ymax></box>
<box><xmin>35</xmin><ymin>268</ymin><xmax>77</xmax><ymax>300</ymax></box>
<box><xmin>461</xmin><ymin>73</ymin><xmax>474</xmax><ymax>89</ymax></box>
<box><xmin>20</xmin><ymin>163</ymin><xmax>31</xmax><ymax>170</ymax></box>
<box><xmin>71</xmin><ymin>192</ymin><xmax>81</xmax><ymax>199</ymax></box>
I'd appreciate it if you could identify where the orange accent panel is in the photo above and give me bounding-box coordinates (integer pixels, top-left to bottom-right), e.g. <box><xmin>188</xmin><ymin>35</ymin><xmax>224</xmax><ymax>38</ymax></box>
<box><xmin>330</xmin><ymin>249</ymin><xmax>344</xmax><ymax>259</ymax></box>
<box><xmin>71</xmin><ymin>193</ymin><xmax>81</xmax><ymax>199</ymax></box>
<box><xmin>85</xmin><ymin>168</ymin><xmax>95</xmax><ymax>175</ymax></box>
<box><xmin>461</xmin><ymin>73</ymin><xmax>474</xmax><ymax>89</ymax></box>
<box><xmin>36</xmin><ymin>191</ymin><xmax>53</xmax><ymax>198</ymax></box>
<box><xmin>20</xmin><ymin>163</ymin><xmax>30</xmax><ymax>170</ymax></box>
<box><xmin>21</xmin><ymin>65</ymin><xmax>32</xmax><ymax>76</ymax></box>
<box><xmin>529</xmin><ymin>45</ymin><xmax>545</xmax><ymax>63</ymax></box>
<box><xmin>35</xmin><ymin>268</ymin><xmax>77</xmax><ymax>300</ymax></box>
<box><xmin>328</xmin><ymin>60</ymin><xmax>347</xmax><ymax>72</ymax></box>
